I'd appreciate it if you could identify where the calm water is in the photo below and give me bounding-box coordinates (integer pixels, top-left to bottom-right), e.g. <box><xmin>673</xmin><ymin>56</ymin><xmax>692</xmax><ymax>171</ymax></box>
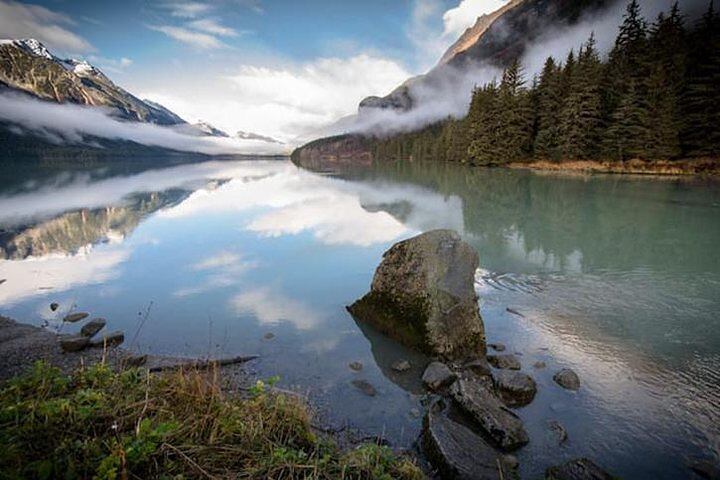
<box><xmin>1</xmin><ymin>158</ymin><xmax>719</xmax><ymax>478</ymax></box>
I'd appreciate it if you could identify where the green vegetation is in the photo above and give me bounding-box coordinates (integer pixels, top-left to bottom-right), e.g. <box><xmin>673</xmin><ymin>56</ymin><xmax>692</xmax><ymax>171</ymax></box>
<box><xmin>370</xmin><ymin>1</ymin><xmax>720</xmax><ymax>165</ymax></box>
<box><xmin>0</xmin><ymin>361</ymin><xmax>423</xmax><ymax>479</ymax></box>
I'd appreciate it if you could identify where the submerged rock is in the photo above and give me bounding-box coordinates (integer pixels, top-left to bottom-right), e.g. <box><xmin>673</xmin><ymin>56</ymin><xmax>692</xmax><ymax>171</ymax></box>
<box><xmin>690</xmin><ymin>459</ymin><xmax>720</xmax><ymax>480</ymax></box>
<box><xmin>549</xmin><ymin>420</ymin><xmax>568</xmax><ymax>444</ymax></box>
<box><xmin>487</xmin><ymin>354</ymin><xmax>522</xmax><ymax>370</ymax></box>
<box><xmin>533</xmin><ymin>361</ymin><xmax>547</xmax><ymax>369</ymax></box>
<box><xmin>60</xmin><ymin>335</ymin><xmax>90</xmax><ymax>352</ymax></box>
<box><xmin>391</xmin><ymin>359</ymin><xmax>411</xmax><ymax>372</ymax></box>
<box><xmin>449</xmin><ymin>373</ymin><xmax>529</xmax><ymax>451</ymax></box>
<box><xmin>263</xmin><ymin>332</ymin><xmax>275</xmax><ymax>340</ymax></box>
<box><xmin>423</xmin><ymin>400</ymin><xmax>518</xmax><ymax>480</ymax></box>
<box><xmin>545</xmin><ymin>458</ymin><xmax>614</xmax><ymax>480</ymax></box>
<box><xmin>351</xmin><ymin>379</ymin><xmax>377</xmax><ymax>397</ymax></box>
<box><xmin>90</xmin><ymin>331</ymin><xmax>124</xmax><ymax>348</ymax></box>
<box><xmin>349</xmin><ymin>361</ymin><xmax>363</xmax><ymax>371</ymax></box>
<box><xmin>422</xmin><ymin>362</ymin><xmax>457</xmax><ymax>391</ymax></box>
<box><xmin>63</xmin><ymin>312</ymin><xmax>89</xmax><ymax>323</ymax></box>
<box><xmin>554</xmin><ymin>368</ymin><xmax>581</xmax><ymax>391</ymax></box>
<box><xmin>494</xmin><ymin>370</ymin><xmax>537</xmax><ymax>407</ymax></box>
<box><xmin>489</xmin><ymin>343</ymin><xmax>506</xmax><ymax>352</ymax></box>
<box><xmin>80</xmin><ymin>318</ymin><xmax>106</xmax><ymax>338</ymax></box>
<box><xmin>50</xmin><ymin>302</ymin><xmax>59</xmax><ymax>312</ymax></box>
<box><xmin>347</xmin><ymin>230</ymin><xmax>486</xmax><ymax>361</ymax></box>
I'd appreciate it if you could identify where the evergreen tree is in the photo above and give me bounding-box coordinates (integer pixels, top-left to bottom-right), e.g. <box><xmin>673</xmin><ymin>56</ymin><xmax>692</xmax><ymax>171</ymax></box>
<box><xmin>467</xmin><ymin>82</ymin><xmax>502</xmax><ymax>165</ymax></box>
<box><xmin>559</xmin><ymin>34</ymin><xmax>603</xmax><ymax>159</ymax></box>
<box><xmin>534</xmin><ymin>57</ymin><xmax>563</xmax><ymax>160</ymax></box>
<box><xmin>496</xmin><ymin>58</ymin><xmax>533</xmax><ymax>163</ymax></box>
<box><xmin>682</xmin><ymin>0</ymin><xmax>720</xmax><ymax>157</ymax></box>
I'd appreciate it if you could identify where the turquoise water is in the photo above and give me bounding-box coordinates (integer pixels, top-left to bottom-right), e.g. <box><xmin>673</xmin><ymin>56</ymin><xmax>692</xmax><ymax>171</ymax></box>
<box><xmin>1</xmin><ymin>159</ymin><xmax>718</xmax><ymax>478</ymax></box>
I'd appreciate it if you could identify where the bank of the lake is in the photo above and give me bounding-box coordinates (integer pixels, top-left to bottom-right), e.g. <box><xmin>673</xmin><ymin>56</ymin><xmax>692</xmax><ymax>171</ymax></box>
<box><xmin>0</xmin><ymin>315</ymin><xmax>425</xmax><ymax>479</ymax></box>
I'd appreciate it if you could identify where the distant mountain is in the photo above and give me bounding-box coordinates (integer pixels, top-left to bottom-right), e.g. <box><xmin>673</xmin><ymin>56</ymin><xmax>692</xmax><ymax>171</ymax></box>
<box><xmin>359</xmin><ymin>0</ymin><xmax>609</xmax><ymax>113</ymax></box>
<box><xmin>236</xmin><ymin>130</ymin><xmax>284</xmax><ymax>145</ymax></box>
<box><xmin>0</xmin><ymin>38</ymin><xmax>185</xmax><ymax>125</ymax></box>
<box><xmin>171</xmin><ymin>121</ymin><xmax>230</xmax><ymax>138</ymax></box>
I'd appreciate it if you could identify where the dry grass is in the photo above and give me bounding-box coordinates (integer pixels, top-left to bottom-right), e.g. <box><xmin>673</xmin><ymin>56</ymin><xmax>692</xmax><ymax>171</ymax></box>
<box><xmin>509</xmin><ymin>158</ymin><xmax>720</xmax><ymax>177</ymax></box>
<box><xmin>0</xmin><ymin>361</ymin><xmax>424</xmax><ymax>479</ymax></box>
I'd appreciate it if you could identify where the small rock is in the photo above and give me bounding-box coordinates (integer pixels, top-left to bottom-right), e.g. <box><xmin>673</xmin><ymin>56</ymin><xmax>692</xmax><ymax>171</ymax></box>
<box><xmin>487</xmin><ymin>354</ymin><xmax>522</xmax><ymax>370</ymax></box>
<box><xmin>410</xmin><ymin>408</ymin><xmax>421</xmax><ymax>418</ymax></box>
<box><xmin>450</xmin><ymin>373</ymin><xmax>529</xmax><ymax>451</ymax></box>
<box><xmin>533</xmin><ymin>361</ymin><xmax>547</xmax><ymax>369</ymax></box>
<box><xmin>90</xmin><ymin>331</ymin><xmax>124</xmax><ymax>348</ymax></box>
<box><xmin>0</xmin><ymin>279</ymin><xmax>6</xmax><ymax>285</ymax></box>
<box><xmin>503</xmin><ymin>454</ymin><xmax>520</xmax><ymax>471</ymax></box>
<box><xmin>349</xmin><ymin>361</ymin><xmax>363</xmax><ymax>371</ymax></box>
<box><xmin>690</xmin><ymin>459</ymin><xmax>720</xmax><ymax>480</ymax></box>
<box><xmin>60</xmin><ymin>335</ymin><xmax>90</xmax><ymax>352</ymax></box>
<box><xmin>80</xmin><ymin>318</ymin><xmax>106</xmax><ymax>338</ymax></box>
<box><xmin>63</xmin><ymin>312</ymin><xmax>89</xmax><ymax>323</ymax></box>
<box><xmin>549</xmin><ymin>420</ymin><xmax>568</xmax><ymax>444</ymax></box>
<box><xmin>351</xmin><ymin>379</ymin><xmax>376</xmax><ymax>397</ymax></box>
<box><xmin>462</xmin><ymin>358</ymin><xmax>492</xmax><ymax>377</ymax></box>
<box><xmin>553</xmin><ymin>368</ymin><xmax>581</xmax><ymax>391</ymax></box>
<box><xmin>423</xmin><ymin>400</ymin><xmax>519</xmax><ymax>480</ymax></box>
<box><xmin>422</xmin><ymin>362</ymin><xmax>457</xmax><ymax>391</ymax></box>
<box><xmin>489</xmin><ymin>343</ymin><xmax>506</xmax><ymax>352</ymax></box>
<box><xmin>493</xmin><ymin>370</ymin><xmax>538</xmax><ymax>407</ymax></box>
<box><xmin>545</xmin><ymin>458</ymin><xmax>614</xmax><ymax>480</ymax></box>
<box><xmin>391</xmin><ymin>359</ymin><xmax>411</xmax><ymax>372</ymax></box>
<box><xmin>263</xmin><ymin>332</ymin><xmax>275</xmax><ymax>340</ymax></box>
<box><xmin>50</xmin><ymin>302</ymin><xmax>59</xmax><ymax>311</ymax></box>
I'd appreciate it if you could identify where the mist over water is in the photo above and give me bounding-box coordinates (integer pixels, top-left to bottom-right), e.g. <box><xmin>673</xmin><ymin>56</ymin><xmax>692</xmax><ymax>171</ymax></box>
<box><xmin>0</xmin><ymin>158</ymin><xmax>719</xmax><ymax>479</ymax></box>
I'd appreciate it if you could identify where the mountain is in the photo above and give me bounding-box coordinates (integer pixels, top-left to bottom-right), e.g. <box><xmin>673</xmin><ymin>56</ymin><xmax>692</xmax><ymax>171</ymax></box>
<box><xmin>359</xmin><ymin>0</ymin><xmax>609</xmax><ymax>114</ymax></box>
<box><xmin>236</xmin><ymin>131</ymin><xmax>284</xmax><ymax>145</ymax></box>
<box><xmin>0</xmin><ymin>38</ymin><xmax>184</xmax><ymax>125</ymax></box>
<box><xmin>171</xmin><ymin>121</ymin><xmax>231</xmax><ymax>138</ymax></box>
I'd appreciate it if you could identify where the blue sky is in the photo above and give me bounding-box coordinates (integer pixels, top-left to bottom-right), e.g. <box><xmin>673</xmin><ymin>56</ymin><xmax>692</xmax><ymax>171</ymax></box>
<box><xmin>0</xmin><ymin>0</ymin><xmax>510</xmax><ymax>140</ymax></box>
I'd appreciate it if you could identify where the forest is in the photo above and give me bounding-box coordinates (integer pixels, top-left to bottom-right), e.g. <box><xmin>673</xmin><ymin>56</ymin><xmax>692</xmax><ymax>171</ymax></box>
<box><xmin>370</xmin><ymin>0</ymin><xmax>720</xmax><ymax>165</ymax></box>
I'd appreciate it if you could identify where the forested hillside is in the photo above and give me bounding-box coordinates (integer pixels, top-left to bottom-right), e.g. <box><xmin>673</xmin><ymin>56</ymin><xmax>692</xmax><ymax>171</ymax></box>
<box><xmin>370</xmin><ymin>1</ymin><xmax>720</xmax><ymax>165</ymax></box>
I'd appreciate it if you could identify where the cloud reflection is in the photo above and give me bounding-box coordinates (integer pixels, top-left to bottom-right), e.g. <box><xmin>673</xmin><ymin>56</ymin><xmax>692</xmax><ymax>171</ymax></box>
<box><xmin>229</xmin><ymin>286</ymin><xmax>323</xmax><ymax>331</ymax></box>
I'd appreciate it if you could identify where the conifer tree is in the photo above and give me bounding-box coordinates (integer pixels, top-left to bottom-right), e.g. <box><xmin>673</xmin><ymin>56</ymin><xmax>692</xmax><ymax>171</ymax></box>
<box><xmin>682</xmin><ymin>0</ymin><xmax>720</xmax><ymax>157</ymax></box>
<box><xmin>559</xmin><ymin>34</ymin><xmax>603</xmax><ymax>159</ymax></box>
<box><xmin>534</xmin><ymin>57</ymin><xmax>563</xmax><ymax>160</ymax></box>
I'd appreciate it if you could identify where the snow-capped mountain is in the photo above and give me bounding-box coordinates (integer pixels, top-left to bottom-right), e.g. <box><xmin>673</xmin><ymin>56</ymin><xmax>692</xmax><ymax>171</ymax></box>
<box><xmin>0</xmin><ymin>38</ymin><xmax>185</xmax><ymax>125</ymax></box>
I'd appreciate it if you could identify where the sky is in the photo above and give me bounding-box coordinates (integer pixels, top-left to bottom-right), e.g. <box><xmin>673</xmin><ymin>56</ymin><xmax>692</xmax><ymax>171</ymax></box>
<box><xmin>0</xmin><ymin>0</ymin><xmax>510</xmax><ymax>142</ymax></box>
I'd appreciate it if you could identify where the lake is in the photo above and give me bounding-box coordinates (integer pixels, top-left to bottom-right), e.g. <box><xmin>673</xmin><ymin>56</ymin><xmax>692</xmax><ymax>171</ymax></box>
<box><xmin>0</xmin><ymin>158</ymin><xmax>718</xmax><ymax>479</ymax></box>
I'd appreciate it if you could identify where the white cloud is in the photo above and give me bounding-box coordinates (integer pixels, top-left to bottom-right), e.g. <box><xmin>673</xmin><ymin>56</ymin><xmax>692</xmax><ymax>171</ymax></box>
<box><xmin>0</xmin><ymin>92</ymin><xmax>284</xmax><ymax>155</ymax></box>
<box><xmin>408</xmin><ymin>0</ymin><xmax>510</xmax><ymax>68</ymax></box>
<box><xmin>166</xmin><ymin>2</ymin><xmax>212</xmax><ymax>18</ymax></box>
<box><xmin>0</xmin><ymin>0</ymin><xmax>93</xmax><ymax>53</ymax></box>
<box><xmin>188</xmin><ymin>19</ymin><xmax>241</xmax><ymax>37</ymax></box>
<box><xmin>441</xmin><ymin>0</ymin><xmax>510</xmax><ymax>40</ymax></box>
<box><xmin>148</xmin><ymin>24</ymin><xmax>225</xmax><ymax>49</ymax></box>
<box><xmin>144</xmin><ymin>54</ymin><xmax>410</xmax><ymax>143</ymax></box>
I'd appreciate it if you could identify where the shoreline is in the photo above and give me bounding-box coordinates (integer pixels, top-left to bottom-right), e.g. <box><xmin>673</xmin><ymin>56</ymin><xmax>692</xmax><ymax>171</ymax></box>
<box><xmin>509</xmin><ymin>158</ymin><xmax>720</xmax><ymax>177</ymax></box>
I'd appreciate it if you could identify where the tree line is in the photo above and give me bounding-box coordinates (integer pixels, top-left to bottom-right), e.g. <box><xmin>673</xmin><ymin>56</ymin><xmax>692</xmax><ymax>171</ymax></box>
<box><xmin>370</xmin><ymin>0</ymin><xmax>720</xmax><ymax>165</ymax></box>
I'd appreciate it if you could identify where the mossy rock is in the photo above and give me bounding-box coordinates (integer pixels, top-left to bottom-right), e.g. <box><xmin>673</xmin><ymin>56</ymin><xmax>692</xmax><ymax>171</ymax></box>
<box><xmin>348</xmin><ymin>229</ymin><xmax>486</xmax><ymax>361</ymax></box>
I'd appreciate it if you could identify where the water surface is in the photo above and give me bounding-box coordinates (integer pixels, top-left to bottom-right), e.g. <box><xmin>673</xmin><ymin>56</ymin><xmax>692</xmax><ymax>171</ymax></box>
<box><xmin>1</xmin><ymin>158</ymin><xmax>718</xmax><ymax>479</ymax></box>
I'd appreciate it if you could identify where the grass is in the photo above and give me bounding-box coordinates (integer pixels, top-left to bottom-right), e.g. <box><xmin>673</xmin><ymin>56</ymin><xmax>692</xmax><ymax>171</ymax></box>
<box><xmin>0</xmin><ymin>361</ymin><xmax>424</xmax><ymax>480</ymax></box>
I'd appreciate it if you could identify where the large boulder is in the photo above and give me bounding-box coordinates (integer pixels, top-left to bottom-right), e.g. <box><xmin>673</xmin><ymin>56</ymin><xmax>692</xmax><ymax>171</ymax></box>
<box><xmin>347</xmin><ymin>230</ymin><xmax>485</xmax><ymax>361</ymax></box>
<box><xmin>449</xmin><ymin>373</ymin><xmax>529</xmax><ymax>451</ymax></box>
<box><xmin>423</xmin><ymin>400</ymin><xmax>518</xmax><ymax>480</ymax></box>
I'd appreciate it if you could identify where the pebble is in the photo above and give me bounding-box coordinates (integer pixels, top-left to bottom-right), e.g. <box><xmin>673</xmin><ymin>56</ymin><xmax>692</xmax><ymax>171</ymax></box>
<box><xmin>63</xmin><ymin>312</ymin><xmax>89</xmax><ymax>323</ymax></box>
<box><xmin>391</xmin><ymin>359</ymin><xmax>411</xmax><ymax>372</ymax></box>
<box><xmin>349</xmin><ymin>361</ymin><xmax>363</xmax><ymax>371</ymax></box>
